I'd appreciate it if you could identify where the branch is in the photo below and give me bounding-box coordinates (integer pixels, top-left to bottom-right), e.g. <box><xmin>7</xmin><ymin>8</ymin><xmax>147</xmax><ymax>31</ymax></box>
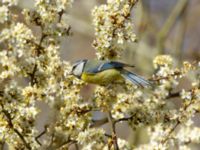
<box><xmin>161</xmin><ymin>120</ymin><xmax>180</xmax><ymax>144</ymax></box>
<box><xmin>35</xmin><ymin>125</ymin><xmax>48</xmax><ymax>145</ymax></box>
<box><xmin>1</xmin><ymin>105</ymin><xmax>31</xmax><ymax>150</ymax></box>
<box><xmin>104</xmin><ymin>133</ymin><xmax>112</xmax><ymax>138</ymax></box>
<box><xmin>29</xmin><ymin>26</ymin><xmax>46</xmax><ymax>86</ymax></box>
<box><xmin>114</xmin><ymin>114</ymin><xmax>135</xmax><ymax>124</ymax></box>
<box><xmin>30</xmin><ymin>64</ymin><xmax>37</xmax><ymax>86</ymax></box>
<box><xmin>58</xmin><ymin>9</ymin><xmax>64</xmax><ymax>23</ymax></box>
<box><xmin>107</xmin><ymin>111</ymin><xmax>119</xmax><ymax>150</ymax></box>
<box><xmin>166</xmin><ymin>91</ymin><xmax>180</xmax><ymax>99</ymax></box>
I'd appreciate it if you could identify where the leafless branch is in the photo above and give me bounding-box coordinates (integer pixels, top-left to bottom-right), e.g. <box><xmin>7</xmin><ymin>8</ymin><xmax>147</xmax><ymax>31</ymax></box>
<box><xmin>107</xmin><ymin>111</ymin><xmax>119</xmax><ymax>150</ymax></box>
<box><xmin>58</xmin><ymin>9</ymin><xmax>64</xmax><ymax>23</ymax></box>
<box><xmin>35</xmin><ymin>125</ymin><xmax>48</xmax><ymax>145</ymax></box>
<box><xmin>114</xmin><ymin>114</ymin><xmax>135</xmax><ymax>124</ymax></box>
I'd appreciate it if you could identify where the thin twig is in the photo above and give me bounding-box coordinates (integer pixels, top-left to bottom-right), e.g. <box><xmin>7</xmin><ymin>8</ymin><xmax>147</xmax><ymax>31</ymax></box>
<box><xmin>29</xmin><ymin>26</ymin><xmax>46</xmax><ymax>86</ymax></box>
<box><xmin>30</xmin><ymin>64</ymin><xmax>37</xmax><ymax>86</ymax></box>
<box><xmin>166</xmin><ymin>92</ymin><xmax>180</xmax><ymax>99</ymax></box>
<box><xmin>161</xmin><ymin>120</ymin><xmax>180</xmax><ymax>144</ymax></box>
<box><xmin>35</xmin><ymin>125</ymin><xmax>48</xmax><ymax>145</ymax></box>
<box><xmin>105</xmin><ymin>133</ymin><xmax>112</xmax><ymax>138</ymax></box>
<box><xmin>58</xmin><ymin>9</ymin><xmax>64</xmax><ymax>23</ymax></box>
<box><xmin>114</xmin><ymin>114</ymin><xmax>135</xmax><ymax>124</ymax></box>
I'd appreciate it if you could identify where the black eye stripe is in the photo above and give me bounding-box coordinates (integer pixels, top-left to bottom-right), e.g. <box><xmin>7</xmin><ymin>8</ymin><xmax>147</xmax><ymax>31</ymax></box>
<box><xmin>72</xmin><ymin>65</ymin><xmax>76</xmax><ymax>69</ymax></box>
<box><xmin>72</xmin><ymin>60</ymin><xmax>87</xmax><ymax>69</ymax></box>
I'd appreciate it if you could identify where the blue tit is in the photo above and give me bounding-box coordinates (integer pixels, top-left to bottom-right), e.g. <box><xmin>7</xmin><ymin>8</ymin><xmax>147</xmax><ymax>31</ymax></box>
<box><xmin>71</xmin><ymin>59</ymin><xmax>151</xmax><ymax>87</ymax></box>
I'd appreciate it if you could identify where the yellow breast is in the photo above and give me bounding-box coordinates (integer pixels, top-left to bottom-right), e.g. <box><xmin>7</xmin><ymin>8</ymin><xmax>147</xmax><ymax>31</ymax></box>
<box><xmin>81</xmin><ymin>69</ymin><xmax>123</xmax><ymax>85</ymax></box>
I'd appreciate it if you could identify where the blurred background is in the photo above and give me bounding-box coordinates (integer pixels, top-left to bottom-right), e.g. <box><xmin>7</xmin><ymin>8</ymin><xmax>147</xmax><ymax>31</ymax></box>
<box><xmin>17</xmin><ymin>0</ymin><xmax>200</xmax><ymax>72</ymax></box>
<box><xmin>64</xmin><ymin>0</ymin><xmax>200</xmax><ymax>71</ymax></box>
<box><xmin>2</xmin><ymin>0</ymin><xmax>200</xmax><ymax>148</ymax></box>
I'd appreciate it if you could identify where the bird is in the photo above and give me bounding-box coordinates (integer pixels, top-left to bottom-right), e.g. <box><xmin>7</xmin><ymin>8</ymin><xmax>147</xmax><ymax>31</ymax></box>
<box><xmin>70</xmin><ymin>59</ymin><xmax>151</xmax><ymax>87</ymax></box>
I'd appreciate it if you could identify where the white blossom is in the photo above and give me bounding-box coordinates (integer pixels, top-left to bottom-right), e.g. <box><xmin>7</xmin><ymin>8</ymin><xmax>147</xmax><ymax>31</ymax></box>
<box><xmin>181</xmin><ymin>89</ymin><xmax>192</xmax><ymax>100</ymax></box>
<box><xmin>0</xmin><ymin>5</ymin><xmax>9</xmax><ymax>23</ymax></box>
<box><xmin>2</xmin><ymin>0</ymin><xmax>18</xmax><ymax>6</ymax></box>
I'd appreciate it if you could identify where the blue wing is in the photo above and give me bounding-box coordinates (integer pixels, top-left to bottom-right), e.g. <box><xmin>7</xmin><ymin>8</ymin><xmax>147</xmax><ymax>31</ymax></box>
<box><xmin>85</xmin><ymin>61</ymin><xmax>134</xmax><ymax>73</ymax></box>
<box><xmin>83</xmin><ymin>60</ymin><xmax>151</xmax><ymax>87</ymax></box>
<box><xmin>121</xmin><ymin>69</ymin><xmax>151</xmax><ymax>87</ymax></box>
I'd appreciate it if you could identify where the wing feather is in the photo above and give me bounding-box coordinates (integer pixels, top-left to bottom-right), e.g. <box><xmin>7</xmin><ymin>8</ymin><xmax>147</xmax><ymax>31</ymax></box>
<box><xmin>85</xmin><ymin>60</ymin><xmax>134</xmax><ymax>73</ymax></box>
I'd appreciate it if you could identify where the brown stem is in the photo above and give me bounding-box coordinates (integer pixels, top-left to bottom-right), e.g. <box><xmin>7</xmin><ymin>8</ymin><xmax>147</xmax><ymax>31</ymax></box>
<box><xmin>29</xmin><ymin>26</ymin><xmax>46</xmax><ymax>86</ymax></box>
<box><xmin>166</xmin><ymin>92</ymin><xmax>180</xmax><ymax>99</ymax></box>
<box><xmin>161</xmin><ymin>120</ymin><xmax>180</xmax><ymax>144</ymax></box>
<box><xmin>107</xmin><ymin>112</ymin><xmax>119</xmax><ymax>150</ymax></box>
<box><xmin>58</xmin><ymin>9</ymin><xmax>64</xmax><ymax>23</ymax></box>
<box><xmin>114</xmin><ymin>114</ymin><xmax>135</xmax><ymax>124</ymax></box>
<box><xmin>35</xmin><ymin>125</ymin><xmax>48</xmax><ymax>145</ymax></box>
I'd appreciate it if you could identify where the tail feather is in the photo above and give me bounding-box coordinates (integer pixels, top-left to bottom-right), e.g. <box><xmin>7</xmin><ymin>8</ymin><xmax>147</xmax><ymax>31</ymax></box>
<box><xmin>121</xmin><ymin>70</ymin><xmax>151</xmax><ymax>87</ymax></box>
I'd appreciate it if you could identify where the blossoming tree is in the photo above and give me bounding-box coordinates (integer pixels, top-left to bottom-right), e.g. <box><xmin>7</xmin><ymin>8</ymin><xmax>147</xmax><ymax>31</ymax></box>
<box><xmin>0</xmin><ymin>0</ymin><xmax>199</xmax><ymax>150</ymax></box>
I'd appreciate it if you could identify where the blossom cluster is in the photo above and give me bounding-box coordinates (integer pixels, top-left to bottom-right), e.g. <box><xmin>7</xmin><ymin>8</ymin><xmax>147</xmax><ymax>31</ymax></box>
<box><xmin>92</xmin><ymin>0</ymin><xmax>137</xmax><ymax>59</ymax></box>
<box><xmin>0</xmin><ymin>0</ymin><xmax>200</xmax><ymax>150</ymax></box>
<box><xmin>0</xmin><ymin>0</ymin><xmax>18</xmax><ymax>24</ymax></box>
<box><xmin>0</xmin><ymin>0</ymin><xmax>82</xmax><ymax>149</ymax></box>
